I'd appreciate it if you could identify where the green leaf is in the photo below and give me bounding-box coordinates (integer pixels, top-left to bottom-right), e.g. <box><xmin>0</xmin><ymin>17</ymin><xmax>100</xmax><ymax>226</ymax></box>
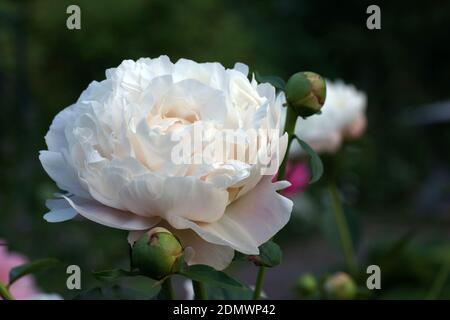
<box><xmin>206</xmin><ymin>285</ymin><xmax>254</xmax><ymax>300</ymax></box>
<box><xmin>75</xmin><ymin>283</ymin><xmax>160</xmax><ymax>300</ymax></box>
<box><xmin>8</xmin><ymin>258</ymin><xmax>59</xmax><ymax>286</ymax></box>
<box><xmin>295</xmin><ymin>137</ymin><xmax>324</xmax><ymax>184</ymax></box>
<box><xmin>248</xmin><ymin>240</ymin><xmax>282</xmax><ymax>267</ymax></box>
<box><xmin>92</xmin><ymin>269</ymin><xmax>140</xmax><ymax>282</ymax></box>
<box><xmin>179</xmin><ymin>265</ymin><xmax>244</xmax><ymax>289</ymax></box>
<box><xmin>233</xmin><ymin>241</ymin><xmax>282</xmax><ymax>267</ymax></box>
<box><xmin>255</xmin><ymin>72</ymin><xmax>286</xmax><ymax>91</ymax></box>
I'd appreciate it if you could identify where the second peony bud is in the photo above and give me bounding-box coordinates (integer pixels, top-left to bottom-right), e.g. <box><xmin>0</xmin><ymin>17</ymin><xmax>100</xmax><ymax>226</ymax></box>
<box><xmin>131</xmin><ymin>227</ymin><xmax>183</xmax><ymax>280</ymax></box>
<box><xmin>285</xmin><ymin>71</ymin><xmax>326</xmax><ymax>118</ymax></box>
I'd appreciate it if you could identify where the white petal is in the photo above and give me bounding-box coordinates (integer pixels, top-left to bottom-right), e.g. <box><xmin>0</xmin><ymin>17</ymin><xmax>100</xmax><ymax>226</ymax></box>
<box><xmin>44</xmin><ymin>105</ymin><xmax>77</xmax><ymax>152</ymax></box>
<box><xmin>44</xmin><ymin>208</ymin><xmax>77</xmax><ymax>223</ymax></box>
<box><xmin>176</xmin><ymin>229</ymin><xmax>234</xmax><ymax>270</ymax></box>
<box><xmin>233</xmin><ymin>63</ymin><xmax>249</xmax><ymax>77</ymax></box>
<box><xmin>168</xmin><ymin>176</ymin><xmax>293</xmax><ymax>255</ymax></box>
<box><xmin>161</xmin><ymin>177</ymin><xmax>229</xmax><ymax>223</ymax></box>
<box><xmin>39</xmin><ymin>151</ymin><xmax>88</xmax><ymax>197</ymax></box>
<box><xmin>62</xmin><ymin>196</ymin><xmax>160</xmax><ymax>230</ymax></box>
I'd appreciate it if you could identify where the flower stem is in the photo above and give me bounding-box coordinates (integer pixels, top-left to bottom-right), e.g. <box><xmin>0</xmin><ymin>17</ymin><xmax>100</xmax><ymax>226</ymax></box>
<box><xmin>427</xmin><ymin>258</ymin><xmax>450</xmax><ymax>300</ymax></box>
<box><xmin>161</xmin><ymin>277</ymin><xmax>175</xmax><ymax>300</ymax></box>
<box><xmin>253</xmin><ymin>105</ymin><xmax>298</xmax><ymax>300</ymax></box>
<box><xmin>192</xmin><ymin>280</ymin><xmax>207</xmax><ymax>300</ymax></box>
<box><xmin>277</xmin><ymin>106</ymin><xmax>298</xmax><ymax>180</ymax></box>
<box><xmin>328</xmin><ymin>182</ymin><xmax>358</xmax><ymax>276</ymax></box>
<box><xmin>252</xmin><ymin>266</ymin><xmax>267</xmax><ymax>300</ymax></box>
<box><xmin>0</xmin><ymin>281</ymin><xmax>14</xmax><ymax>300</ymax></box>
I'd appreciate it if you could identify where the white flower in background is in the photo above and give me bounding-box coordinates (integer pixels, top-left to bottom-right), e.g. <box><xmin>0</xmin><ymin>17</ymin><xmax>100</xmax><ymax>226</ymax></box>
<box><xmin>39</xmin><ymin>56</ymin><xmax>292</xmax><ymax>270</ymax></box>
<box><xmin>288</xmin><ymin>80</ymin><xmax>367</xmax><ymax>155</ymax></box>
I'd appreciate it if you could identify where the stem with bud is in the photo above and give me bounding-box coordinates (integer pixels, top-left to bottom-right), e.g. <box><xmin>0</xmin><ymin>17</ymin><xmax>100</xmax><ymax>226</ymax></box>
<box><xmin>253</xmin><ymin>105</ymin><xmax>298</xmax><ymax>300</ymax></box>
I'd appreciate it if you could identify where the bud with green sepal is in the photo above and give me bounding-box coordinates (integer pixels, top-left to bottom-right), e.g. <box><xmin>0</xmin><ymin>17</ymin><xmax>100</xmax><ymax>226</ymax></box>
<box><xmin>131</xmin><ymin>227</ymin><xmax>183</xmax><ymax>280</ymax></box>
<box><xmin>323</xmin><ymin>272</ymin><xmax>357</xmax><ymax>300</ymax></box>
<box><xmin>285</xmin><ymin>71</ymin><xmax>326</xmax><ymax>118</ymax></box>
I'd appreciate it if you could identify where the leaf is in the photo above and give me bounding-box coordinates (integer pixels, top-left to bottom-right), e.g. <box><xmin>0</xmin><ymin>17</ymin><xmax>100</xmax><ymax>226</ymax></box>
<box><xmin>92</xmin><ymin>269</ymin><xmax>140</xmax><ymax>282</ymax></box>
<box><xmin>295</xmin><ymin>137</ymin><xmax>324</xmax><ymax>183</ymax></box>
<box><xmin>255</xmin><ymin>72</ymin><xmax>286</xmax><ymax>91</ymax></box>
<box><xmin>179</xmin><ymin>265</ymin><xmax>244</xmax><ymax>289</ymax></box>
<box><xmin>8</xmin><ymin>258</ymin><xmax>59</xmax><ymax>286</ymax></box>
<box><xmin>233</xmin><ymin>241</ymin><xmax>282</xmax><ymax>267</ymax></box>
<box><xmin>248</xmin><ymin>240</ymin><xmax>282</xmax><ymax>267</ymax></box>
<box><xmin>206</xmin><ymin>285</ymin><xmax>254</xmax><ymax>300</ymax></box>
<box><xmin>74</xmin><ymin>282</ymin><xmax>160</xmax><ymax>300</ymax></box>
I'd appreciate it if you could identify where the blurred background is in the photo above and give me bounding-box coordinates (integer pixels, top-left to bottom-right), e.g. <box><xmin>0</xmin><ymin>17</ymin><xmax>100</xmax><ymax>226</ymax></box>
<box><xmin>1</xmin><ymin>0</ymin><xmax>450</xmax><ymax>299</ymax></box>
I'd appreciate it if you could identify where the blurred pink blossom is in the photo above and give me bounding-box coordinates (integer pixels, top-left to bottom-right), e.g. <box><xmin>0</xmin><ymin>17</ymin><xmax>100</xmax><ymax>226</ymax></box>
<box><xmin>0</xmin><ymin>241</ymin><xmax>39</xmax><ymax>300</ymax></box>
<box><xmin>274</xmin><ymin>162</ymin><xmax>310</xmax><ymax>197</ymax></box>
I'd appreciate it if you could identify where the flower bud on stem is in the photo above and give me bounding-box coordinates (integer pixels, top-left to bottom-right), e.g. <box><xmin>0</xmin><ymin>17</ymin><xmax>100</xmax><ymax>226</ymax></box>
<box><xmin>131</xmin><ymin>227</ymin><xmax>183</xmax><ymax>281</ymax></box>
<box><xmin>253</xmin><ymin>71</ymin><xmax>326</xmax><ymax>300</ymax></box>
<box><xmin>285</xmin><ymin>72</ymin><xmax>326</xmax><ymax>118</ymax></box>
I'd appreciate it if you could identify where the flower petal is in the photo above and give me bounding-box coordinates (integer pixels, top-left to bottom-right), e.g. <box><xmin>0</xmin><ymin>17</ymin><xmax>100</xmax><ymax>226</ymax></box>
<box><xmin>62</xmin><ymin>196</ymin><xmax>160</xmax><ymax>230</ymax></box>
<box><xmin>168</xmin><ymin>175</ymin><xmax>293</xmax><ymax>255</ymax></box>
<box><xmin>176</xmin><ymin>229</ymin><xmax>234</xmax><ymax>270</ymax></box>
<box><xmin>39</xmin><ymin>151</ymin><xmax>89</xmax><ymax>197</ymax></box>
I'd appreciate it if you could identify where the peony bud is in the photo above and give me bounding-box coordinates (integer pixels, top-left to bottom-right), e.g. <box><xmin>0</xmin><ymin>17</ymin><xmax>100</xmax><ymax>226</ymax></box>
<box><xmin>131</xmin><ymin>227</ymin><xmax>183</xmax><ymax>280</ymax></box>
<box><xmin>323</xmin><ymin>272</ymin><xmax>357</xmax><ymax>300</ymax></box>
<box><xmin>295</xmin><ymin>273</ymin><xmax>318</xmax><ymax>298</ymax></box>
<box><xmin>285</xmin><ymin>71</ymin><xmax>326</xmax><ymax>117</ymax></box>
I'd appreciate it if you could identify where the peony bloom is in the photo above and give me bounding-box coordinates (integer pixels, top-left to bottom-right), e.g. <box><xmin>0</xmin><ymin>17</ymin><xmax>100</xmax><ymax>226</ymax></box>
<box><xmin>287</xmin><ymin>80</ymin><xmax>367</xmax><ymax>155</ymax></box>
<box><xmin>0</xmin><ymin>242</ymin><xmax>39</xmax><ymax>300</ymax></box>
<box><xmin>39</xmin><ymin>56</ymin><xmax>293</xmax><ymax>270</ymax></box>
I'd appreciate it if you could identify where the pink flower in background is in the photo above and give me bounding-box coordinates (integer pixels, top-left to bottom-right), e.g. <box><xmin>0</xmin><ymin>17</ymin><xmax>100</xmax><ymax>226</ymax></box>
<box><xmin>274</xmin><ymin>162</ymin><xmax>310</xmax><ymax>197</ymax></box>
<box><xmin>0</xmin><ymin>241</ymin><xmax>39</xmax><ymax>300</ymax></box>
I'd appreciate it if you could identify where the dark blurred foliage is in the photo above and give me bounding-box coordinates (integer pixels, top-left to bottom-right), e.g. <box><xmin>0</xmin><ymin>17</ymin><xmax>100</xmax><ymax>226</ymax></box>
<box><xmin>1</xmin><ymin>0</ymin><xmax>450</xmax><ymax>298</ymax></box>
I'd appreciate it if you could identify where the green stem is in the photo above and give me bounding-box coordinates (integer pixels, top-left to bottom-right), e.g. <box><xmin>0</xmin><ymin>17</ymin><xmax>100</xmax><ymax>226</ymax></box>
<box><xmin>277</xmin><ymin>106</ymin><xmax>298</xmax><ymax>180</ymax></box>
<box><xmin>427</xmin><ymin>258</ymin><xmax>450</xmax><ymax>300</ymax></box>
<box><xmin>0</xmin><ymin>281</ymin><xmax>14</xmax><ymax>300</ymax></box>
<box><xmin>252</xmin><ymin>266</ymin><xmax>267</xmax><ymax>300</ymax></box>
<box><xmin>328</xmin><ymin>182</ymin><xmax>357</xmax><ymax>276</ymax></box>
<box><xmin>253</xmin><ymin>106</ymin><xmax>298</xmax><ymax>300</ymax></box>
<box><xmin>161</xmin><ymin>277</ymin><xmax>175</xmax><ymax>300</ymax></box>
<box><xmin>192</xmin><ymin>280</ymin><xmax>207</xmax><ymax>300</ymax></box>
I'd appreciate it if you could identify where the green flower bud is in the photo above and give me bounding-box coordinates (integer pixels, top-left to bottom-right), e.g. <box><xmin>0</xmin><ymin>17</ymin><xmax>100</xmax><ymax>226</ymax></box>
<box><xmin>295</xmin><ymin>273</ymin><xmax>318</xmax><ymax>298</ymax></box>
<box><xmin>131</xmin><ymin>227</ymin><xmax>183</xmax><ymax>280</ymax></box>
<box><xmin>324</xmin><ymin>272</ymin><xmax>357</xmax><ymax>300</ymax></box>
<box><xmin>285</xmin><ymin>71</ymin><xmax>326</xmax><ymax>117</ymax></box>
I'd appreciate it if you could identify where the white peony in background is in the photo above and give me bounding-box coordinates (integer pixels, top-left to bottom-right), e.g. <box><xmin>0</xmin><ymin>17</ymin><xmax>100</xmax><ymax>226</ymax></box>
<box><xmin>288</xmin><ymin>80</ymin><xmax>367</xmax><ymax>155</ymax></box>
<box><xmin>39</xmin><ymin>56</ymin><xmax>293</xmax><ymax>270</ymax></box>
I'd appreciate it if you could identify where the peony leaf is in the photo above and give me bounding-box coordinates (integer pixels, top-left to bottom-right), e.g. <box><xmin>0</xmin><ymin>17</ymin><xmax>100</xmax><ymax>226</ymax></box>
<box><xmin>233</xmin><ymin>240</ymin><xmax>282</xmax><ymax>268</ymax></box>
<box><xmin>248</xmin><ymin>240</ymin><xmax>282</xmax><ymax>267</ymax></box>
<box><xmin>206</xmin><ymin>285</ymin><xmax>254</xmax><ymax>300</ymax></box>
<box><xmin>255</xmin><ymin>71</ymin><xmax>286</xmax><ymax>91</ymax></box>
<box><xmin>8</xmin><ymin>258</ymin><xmax>59</xmax><ymax>286</ymax></box>
<box><xmin>295</xmin><ymin>136</ymin><xmax>324</xmax><ymax>184</ymax></box>
<box><xmin>179</xmin><ymin>265</ymin><xmax>244</xmax><ymax>289</ymax></box>
<box><xmin>92</xmin><ymin>269</ymin><xmax>140</xmax><ymax>282</ymax></box>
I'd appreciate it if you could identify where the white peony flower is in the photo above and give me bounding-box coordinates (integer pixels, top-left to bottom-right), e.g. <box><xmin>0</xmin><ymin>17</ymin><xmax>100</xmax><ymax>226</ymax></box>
<box><xmin>39</xmin><ymin>56</ymin><xmax>293</xmax><ymax>270</ymax></box>
<box><xmin>288</xmin><ymin>80</ymin><xmax>367</xmax><ymax>155</ymax></box>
